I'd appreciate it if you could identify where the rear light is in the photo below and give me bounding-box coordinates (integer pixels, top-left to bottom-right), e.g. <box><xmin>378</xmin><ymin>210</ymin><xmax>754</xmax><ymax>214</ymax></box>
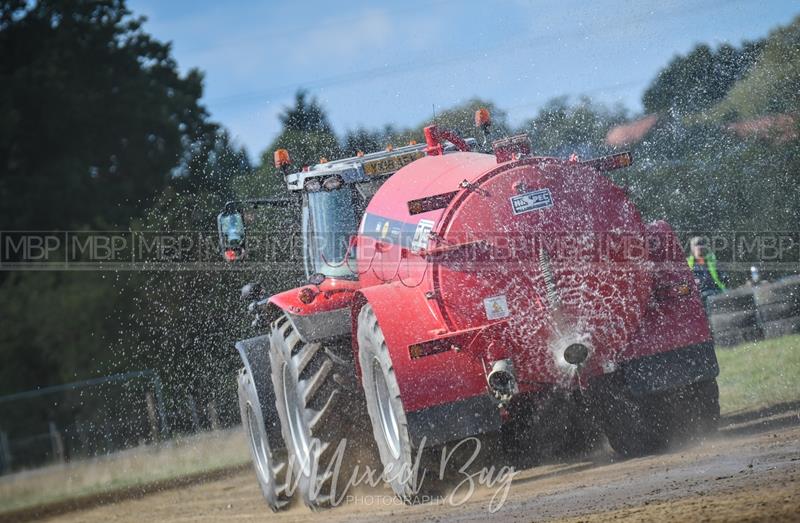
<box><xmin>298</xmin><ymin>287</ymin><xmax>318</xmax><ymax>304</ymax></box>
<box><xmin>409</xmin><ymin>340</ymin><xmax>456</xmax><ymax>359</ymax></box>
<box><xmin>224</xmin><ymin>249</ymin><xmax>238</xmax><ymax>262</ymax></box>
<box><xmin>580</xmin><ymin>152</ymin><xmax>633</xmax><ymax>172</ymax></box>
<box><xmin>655</xmin><ymin>282</ymin><xmax>692</xmax><ymax>301</ymax></box>
<box><xmin>407</xmin><ymin>190</ymin><xmax>459</xmax><ymax>215</ymax></box>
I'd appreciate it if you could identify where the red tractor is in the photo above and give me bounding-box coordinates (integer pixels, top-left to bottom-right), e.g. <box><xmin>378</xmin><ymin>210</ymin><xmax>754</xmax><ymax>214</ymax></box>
<box><xmin>220</xmin><ymin>113</ymin><xmax>720</xmax><ymax>511</ymax></box>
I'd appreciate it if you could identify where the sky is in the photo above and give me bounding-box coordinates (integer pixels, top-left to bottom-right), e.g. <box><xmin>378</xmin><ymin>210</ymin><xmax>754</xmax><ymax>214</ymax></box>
<box><xmin>128</xmin><ymin>0</ymin><xmax>799</xmax><ymax>162</ymax></box>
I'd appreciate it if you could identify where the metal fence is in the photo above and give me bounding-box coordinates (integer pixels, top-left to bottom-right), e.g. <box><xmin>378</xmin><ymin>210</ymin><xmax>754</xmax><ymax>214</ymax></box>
<box><xmin>0</xmin><ymin>370</ymin><xmax>237</xmax><ymax>475</ymax></box>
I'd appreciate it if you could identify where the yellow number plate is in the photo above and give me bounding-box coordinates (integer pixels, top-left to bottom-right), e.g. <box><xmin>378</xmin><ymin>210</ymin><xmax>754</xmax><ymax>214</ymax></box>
<box><xmin>363</xmin><ymin>151</ymin><xmax>424</xmax><ymax>177</ymax></box>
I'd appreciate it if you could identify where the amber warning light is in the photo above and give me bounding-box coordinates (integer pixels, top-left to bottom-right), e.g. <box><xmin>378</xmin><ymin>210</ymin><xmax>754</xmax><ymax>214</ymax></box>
<box><xmin>274</xmin><ymin>149</ymin><xmax>291</xmax><ymax>174</ymax></box>
<box><xmin>475</xmin><ymin>108</ymin><xmax>491</xmax><ymax>129</ymax></box>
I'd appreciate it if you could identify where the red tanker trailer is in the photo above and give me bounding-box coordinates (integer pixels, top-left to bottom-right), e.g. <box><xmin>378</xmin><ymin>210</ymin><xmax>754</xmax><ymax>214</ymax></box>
<box><xmin>220</xmin><ymin>112</ymin><xmax>719</xmax><ymax>510</ymax></box>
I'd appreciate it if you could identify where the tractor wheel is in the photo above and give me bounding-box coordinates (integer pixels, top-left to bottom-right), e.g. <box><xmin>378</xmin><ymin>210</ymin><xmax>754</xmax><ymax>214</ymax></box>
<box><xmin>675</xmin><ymin>378</ymin><xmax>720</xmax><ymax>439</ymax></box>
<box><xmin>600</xmin><ymin>383</ymin><xmax>671</xmax><ymax>457</ymax></box>
<box><xmin>237</xmin><ymin>366</ymin><xmax>291</xmax><ymax>511</ymax></box>
<box><xmin>501</xmin><ymin>392</ymin><xmax>600</xmax><ymax>468</ymax></box>
<box><xmin>357</xmin><ymin>304</ymin><xmax>431</xmax><ymax>501</ymax></box>
<box><xmin>269</xmin><ymin>314</ymin><xmax>361</xmax><ymax>510</ymax></box>
<box><xmin>601</xmin><ymin>378</ymin><xmax>720</xmax><ymax>457</ymax></box>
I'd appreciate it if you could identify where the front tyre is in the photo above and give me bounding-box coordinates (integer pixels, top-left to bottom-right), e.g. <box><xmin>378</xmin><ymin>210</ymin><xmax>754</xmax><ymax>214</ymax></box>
<box><xmin>237</xmin><ymin>367</ymin><xmax>291</xmax><ymax>511</ymax></box>
<box><xmin>269</xmin><ymin>314</ymin><xmax>360</xmax><ymax>510</ymax></box>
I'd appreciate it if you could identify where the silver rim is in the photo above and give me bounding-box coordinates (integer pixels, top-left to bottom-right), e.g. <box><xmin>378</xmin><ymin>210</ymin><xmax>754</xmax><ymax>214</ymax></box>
<box><xmin>283</xmin><ymin>362</ymin><xmax>311</xmax><ymax>474</ymax></box>
<box><xmin>373</xmin><ymin>358</ymin><xmax>401</xmax><ymax>460</ymax></box>
<box><xmin>246</xmin><ymin>402</ymin><xmax>271</xmax><ymax>487</ymax></box>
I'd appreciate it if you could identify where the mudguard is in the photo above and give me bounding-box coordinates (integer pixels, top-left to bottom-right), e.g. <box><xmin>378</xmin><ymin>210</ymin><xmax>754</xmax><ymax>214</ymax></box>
<box><xmin>623</xmin><ymin>220</ymin><xmax>713</xmax><ymax>359</ymax></box>
<box><xmin>235</xmin><ymin>335</ymin><xmax>283</xmax><ymax>447</ymax></box>
<box><xmin>615</xmin><ymin>221</ymin><xmax>718</xmax><ymax>396</ymax></box>
<box><xmin>623</xmin><ymin>341</ymin><xmax>719</xmax><ymax>397</ymax></box>
<box><xmin>353</xmin><ymin>283</ymin><xmax>487</xmax><ymax>409</ymax></box>
<box><xmin>266</xmin><ymin>283</ymin><xmax>357</xmax><ymax>343</ymax></box>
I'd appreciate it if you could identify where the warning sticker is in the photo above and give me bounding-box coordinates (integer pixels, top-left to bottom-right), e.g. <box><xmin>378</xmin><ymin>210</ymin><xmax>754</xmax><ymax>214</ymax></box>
<box><xmin>411</xmin><ymin>219</ymin><xmax>435</xmax><ymax>253</ymax></box>
<box><xmin>483</xmin><ymin>295</ymin><xmax>510</xmax><ymax>320</ymax></box>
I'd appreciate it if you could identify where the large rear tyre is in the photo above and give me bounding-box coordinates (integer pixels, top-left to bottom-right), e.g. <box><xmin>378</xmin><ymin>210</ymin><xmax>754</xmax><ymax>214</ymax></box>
<box><xmin>501</xmin><ymin>392</ymin><xmax>600</xmax><ymax>468</ymax></box>
<box><xmin>675</xmin><ymin>378</ymin><xmax>720</xmax><ymax>439</ymax></box>
<box><xmin>357</xmin><ymin>304</ymin><xmax>430</xmax><ymax>501</ymax></box>
<box><xmin>601</xmin><ymin>377</ymin><xmax>720</xmax><ymax>457</ymax></box>
<box><xmin>237</xmin><ymin>367</ymin><xmax>291</xmax><ymax>511</ymax></box>
<box><xmin>269</xmin><ymin>314</ymin><xmax>361</xmax><ymax>510</ymax></box>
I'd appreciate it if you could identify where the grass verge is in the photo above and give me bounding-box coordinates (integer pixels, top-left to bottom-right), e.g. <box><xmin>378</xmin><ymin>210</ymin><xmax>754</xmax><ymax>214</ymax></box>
<box><xmin>0</xmin><ymin>428</ymin><xmax>249</xmax><ymax>517</ymax></box>
<box><xmin>717</xmin><ymin>334</ymin><xmax>800</xmax><ymax>414</ymax></box>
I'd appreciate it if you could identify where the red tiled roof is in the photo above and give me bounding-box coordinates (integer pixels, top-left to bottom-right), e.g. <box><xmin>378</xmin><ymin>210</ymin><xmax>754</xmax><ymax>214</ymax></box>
<box><xmin>726</xmin><ymin>114</ymin><xmax>797</xmax><ymax>142</ymax></box>
<box><xmin>605</xmin><ymin>114</ymin><xmax>659</xmax><ymax>147</ymax></box>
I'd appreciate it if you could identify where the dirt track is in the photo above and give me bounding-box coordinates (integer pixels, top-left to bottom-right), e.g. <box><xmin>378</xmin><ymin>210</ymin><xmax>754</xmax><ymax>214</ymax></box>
<box><xmin>40</xmin><ymin>403</ymin><xmax>800</xmax><ymax>522</ymax></box>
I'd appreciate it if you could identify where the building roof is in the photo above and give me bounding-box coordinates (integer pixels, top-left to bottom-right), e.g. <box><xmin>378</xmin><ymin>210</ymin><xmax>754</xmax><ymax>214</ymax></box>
<box><xmin>605</xmin><ymin>114</ymin><xmax>659</xmax><ymax>147</ymax></box>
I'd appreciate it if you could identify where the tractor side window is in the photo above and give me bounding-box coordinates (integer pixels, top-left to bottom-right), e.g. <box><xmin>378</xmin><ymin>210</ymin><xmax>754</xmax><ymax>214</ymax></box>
<box><xmin>307</xmin><ymin>187</ymin><xmax>358</xmax><ymax>278</ymax></box>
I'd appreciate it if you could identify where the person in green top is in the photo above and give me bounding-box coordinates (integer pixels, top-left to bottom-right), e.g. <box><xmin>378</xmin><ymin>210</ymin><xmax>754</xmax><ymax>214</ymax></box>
<box><xmin>687</xmin><ymin>236</ymin><xmax>727</xmax><ymax>302</ymax></box>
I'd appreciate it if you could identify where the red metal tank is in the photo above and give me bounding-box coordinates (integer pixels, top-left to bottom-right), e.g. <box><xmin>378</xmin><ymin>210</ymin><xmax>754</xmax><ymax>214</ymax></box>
<box><xmin>357</xmin><ymin>151</ymin><xmax>651</xmax><ymax>389</ymax></box>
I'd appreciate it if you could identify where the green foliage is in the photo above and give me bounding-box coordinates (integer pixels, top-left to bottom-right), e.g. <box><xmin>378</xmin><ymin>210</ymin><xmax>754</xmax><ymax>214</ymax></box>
<box><xmin>709</xmin><ymin>16</ymin><xmax>800</xmax><ymax>120</ymax></box>
<box><xmin>642</xmin><ymin>41</ymin><xmax>763</xmax><ymax>116</ymax></box>
<box><xmin>0</xmin><ymin>0</ymin><xmax>253</xmax><ymax>432</ymax></box>
<box><xmin>341</xmin><ymin>127</ymin><xmax>387</xmax><ymax>157</ymax></box>
<box><xmin>427</xmin><ymin>98</ymin><xmax>512</xmax><ymax>141</ymax></box>
<box><xmin>520</xmin><ymin>96</ymin><xmax>627</xmax><ymax>157</ymax></box>
<box><xmin>340</xmin><ymin>98</ymin><xmax>510</xmax><ymax>156</ymax></box>
<box><xmin>0</xmin><ymin>0</ymin><xmax>223</xmax><ymax>230</ymax></box>
<box><xmin>0</xmin><ymin>272</ymin><xmax>126</xmax><ymax>395</ymax></box>
<box><xmin>258</xmin><ymin>90</ymin><xmax>340</xmax><ymax>174</ymax></box>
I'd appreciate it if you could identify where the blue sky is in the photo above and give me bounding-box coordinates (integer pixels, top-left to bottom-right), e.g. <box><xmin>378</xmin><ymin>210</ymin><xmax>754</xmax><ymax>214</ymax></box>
<box><xmin>128</xmin><ymin>0</ymin><xmax>799</xmax><ymax>161</ymax></box>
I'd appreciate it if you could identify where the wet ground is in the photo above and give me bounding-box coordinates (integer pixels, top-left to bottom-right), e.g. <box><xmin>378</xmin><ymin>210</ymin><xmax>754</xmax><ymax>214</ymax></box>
<box><xmin>29</xmin><ymin>403</ymin><xmax>800</xmax><ymax>522</ymax></box>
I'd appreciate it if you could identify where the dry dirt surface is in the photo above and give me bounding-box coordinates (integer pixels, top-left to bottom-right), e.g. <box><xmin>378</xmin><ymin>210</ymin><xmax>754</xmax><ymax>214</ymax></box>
<box><xmin>34</xmin><ymin>404</ymin><xmax>800</xmax><ymax>522</ymax></box>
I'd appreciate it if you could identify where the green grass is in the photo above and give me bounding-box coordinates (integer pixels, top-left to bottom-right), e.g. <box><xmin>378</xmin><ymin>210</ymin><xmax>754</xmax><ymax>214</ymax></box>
<box><xmin>0</xmin><ymin>428</ymin><xmax>249</xmax><ymax>515</ymax></box>
<box><xmin>717</xmin><ymin>334</ymin><xmax>800</xmax><ymax>414</ymax></box>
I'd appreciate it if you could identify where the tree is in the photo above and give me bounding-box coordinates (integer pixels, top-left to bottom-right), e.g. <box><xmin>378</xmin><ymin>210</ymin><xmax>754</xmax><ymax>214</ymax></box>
<box><xmin>257</xmin><ymin>90</ymin><xmax>340</xmax><ymax>179</ymax></box>
<box><xmin>642</xmin><ymin>41</ymin><xmax>763</xmax><ymax>116</ymax></box>
<box><xmin>0</xmin><ymin>0</ymin><xmax>217</xmax><ymax>230</ymax></box>
<box><xmin>519</xmin><ymin>96</ymin><xmax>628</xmax><ymax>157</ymax></box>
<box><xmin>0</xmin><ymin>0</ymin><xmax>253</xmax><ymax>434</ymax></box>
<box><xmin>709</xmin><ymin>16</ymin><xmax>800</xmax><ymax>120</ymax></box>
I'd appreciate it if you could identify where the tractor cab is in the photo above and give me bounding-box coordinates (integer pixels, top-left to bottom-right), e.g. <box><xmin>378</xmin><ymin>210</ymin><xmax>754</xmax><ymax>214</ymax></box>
<box><xmin>300</xmin><ymin>179</ymin><xmax>365</xmax><ymax>279</ymax></box>
<box><xmin>218</xmin><ymin>142</ymin><xmax>438</xmax><ymax>278</ymax></box>
<box><xmin>288</xmin><ymin>143</ymin><xmax>436</xmax><ymax>279</ymax></box>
